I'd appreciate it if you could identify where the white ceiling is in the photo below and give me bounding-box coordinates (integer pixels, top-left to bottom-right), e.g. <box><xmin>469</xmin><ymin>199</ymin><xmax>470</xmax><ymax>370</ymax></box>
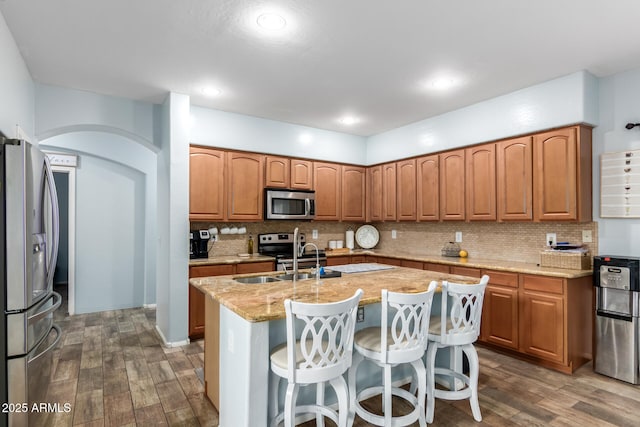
<box><xmin>3</xmin><ymin>0</ymin><xmax>640</xmax><ymax>136</ymax></box>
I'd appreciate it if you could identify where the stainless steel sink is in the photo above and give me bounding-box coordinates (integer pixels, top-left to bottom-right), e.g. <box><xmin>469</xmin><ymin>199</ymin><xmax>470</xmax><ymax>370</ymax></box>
<box><xmin>233</xmin><ymin>276</ymin><xmax>281</xmax><ymax>284</ymax></box>
<box><xmin>275</xmin><ymin>273</ymin><xmax>314</xmax><ymax>281</ymax></box>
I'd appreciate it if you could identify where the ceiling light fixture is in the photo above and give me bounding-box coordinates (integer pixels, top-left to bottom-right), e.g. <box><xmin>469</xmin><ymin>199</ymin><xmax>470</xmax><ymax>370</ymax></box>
<box><xmin>256</xmin><ymin>13</ymin><xmax>287</xmax><ymax>31</ymax></box>
<box><xmin>430</xmin><ymin>78</ymin><xmax>456</xmax><ymax>91</ymax></box>
<box><xmin>340</xmin><ymin>116</ymin><xmax>359</xmax><ymax>125</ymax></box>
<box><xmin>202</xmin><ymin>87</ymin><xmax>222</xmax><ymax>97</ymax></box>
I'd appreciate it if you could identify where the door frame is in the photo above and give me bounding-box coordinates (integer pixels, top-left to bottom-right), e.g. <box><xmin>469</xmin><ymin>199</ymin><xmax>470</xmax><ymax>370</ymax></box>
<box><xmin>51</xmin><ymin>165</ymin><xmax>77</xmax><ymax>315</ymax></box>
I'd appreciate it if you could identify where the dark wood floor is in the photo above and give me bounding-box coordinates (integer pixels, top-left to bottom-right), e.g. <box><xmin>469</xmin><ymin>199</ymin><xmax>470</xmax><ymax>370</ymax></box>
<box><xmin>50</xmin><ymin>286</ymin><xmax>640</xmax><ymax>426</ymax></box>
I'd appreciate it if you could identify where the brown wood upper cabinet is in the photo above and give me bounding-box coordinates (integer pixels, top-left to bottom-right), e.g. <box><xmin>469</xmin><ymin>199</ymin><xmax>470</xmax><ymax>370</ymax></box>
<box><xmin>342</xmin><ymin>165</ymin><xmax>366</xmax><ymax>221</ymax></box>
<box><xmin>265</xmin><ymin>156</ymin><xmax>313</xmax><ymax>190</ymax></box>
<box><xmin>226</xmin><ymin>152</ymin><xmax>264</xmax><ymax>220</ymax></box>
<box><xmin>382</xmin><ymin>163</ymin><xmax>397</xmax><ymax>221</ymax></box>
<box><xmin>367</xmin><ymin>165</ymin><xmax>383</xmax><ymax>222</ymax></box>
<box><xmin>497</xmin><ymin>136</ymin><xmax>533</xmax><ymax>221</ymax></box>
<box><xmin>397</xmin><ymin>159</ymin><xmax>417</xmax><ymax>221</ymax></box>
<box><xmin>533</xmin><ymin>125</ymin><xmax>592</xmax><ymax>221</ymax></box>
<box><xmin>466</xmin><ymin>143</ymin><xmax>496</xmax><ymax>221</ymax></box>
<box><xmin>314</xmin><ymin>162</ymin><xmax>341</xmax><ymax>220</ymax></box>
<box><xmin>417</xmin><ymin>154</ymin><xmax>439</xmax><ymax>221</ymax></box>
<box><xmin>439</xmin><ymin>149</ymin><xmax>465</xmax><ymax>220</ymax></box>
<box><xmin>189</xmin><ymin>146</ymin><xmax>226</xmax><ymax>221</ymax></box>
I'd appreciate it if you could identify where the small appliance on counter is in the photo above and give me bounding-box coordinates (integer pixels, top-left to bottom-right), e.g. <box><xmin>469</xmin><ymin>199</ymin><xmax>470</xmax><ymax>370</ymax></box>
<box><xmin>190</xmin><ymin>229</ymin><xmax>210</xmax><ymax>259</ymax></box>
<box><xmin>593</xmin><ymin>255</ymin><xmax>640</xmax><ymax>384</ymax></box>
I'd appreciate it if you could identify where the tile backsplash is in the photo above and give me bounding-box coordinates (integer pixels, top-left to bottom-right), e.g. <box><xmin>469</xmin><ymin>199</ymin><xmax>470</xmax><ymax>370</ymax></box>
<box><xmin>191</xmin><ymin>220</ymin><xmax>598</xmax><ymax>266</ymax></box>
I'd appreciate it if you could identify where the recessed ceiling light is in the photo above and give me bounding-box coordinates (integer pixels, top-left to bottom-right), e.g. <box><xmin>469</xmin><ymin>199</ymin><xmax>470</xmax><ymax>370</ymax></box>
<box><xmin>430</xmin><ymin>78</ymin><xmax>456</xmax><ymax>91</ymax></box>
<box><xmin>202</xmin><ymin>87</ymin><xmax>222</xmax><ymax>97</ymax></box>
<box><xmin>256</xmin><ymin>13</ymin><xmax>287</xmax><ymax>31</ymax></box>
<box><xmin>340</xmin><ymin>116</ymin><xmax>359</xmax><ymax>125</ymax></box>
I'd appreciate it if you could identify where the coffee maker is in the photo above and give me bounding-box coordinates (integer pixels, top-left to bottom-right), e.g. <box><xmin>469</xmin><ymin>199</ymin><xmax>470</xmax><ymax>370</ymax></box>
<box><xmin>190</xmin><ymin>229</ymin><xmax>210</xmax><ymax>259</ymax></box>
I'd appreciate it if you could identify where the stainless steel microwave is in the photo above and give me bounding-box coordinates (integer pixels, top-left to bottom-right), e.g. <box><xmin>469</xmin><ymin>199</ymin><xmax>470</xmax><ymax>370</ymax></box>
<box><xmin>264</xmin><ymin>188</ymin><xmax>315</xmax><ymax>220</ymax></box>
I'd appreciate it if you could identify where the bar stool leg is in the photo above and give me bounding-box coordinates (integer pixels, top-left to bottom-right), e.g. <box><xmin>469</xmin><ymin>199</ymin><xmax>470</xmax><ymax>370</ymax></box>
<box><xmin>284</xmin><ymin>382</ymin><xmax>299</xmax><ymax>427</ymax></box>
<box><xmin>348</xmin><ymin>352</ymin><xmax>363</xmax><ymax>425</ymax></box>
<box><xmin>316</xmin><ymin>382</ymin><xmax>325</xmax><ymax>427</ymax></box>
<box><xmin>425</xmin><ymin>343</ymin><xmax>438</xmax><ymax>424</ymax></box>
<box><xmin>270</xmin><ymin>373</ymin><xmax>280</xmax><ymax>424</ymax></box>
<box><xmin>410</xmin><ymin>359</ymin><xmax>427</xmax><ymax>427</ymax></box>
<box><xmin>330</xmin><ymin>376</ymin><xmax>349</xmax><ymax>427</ymax></box>
<box><xmin>465</xmin><ymin>344</ymin><xmax>482</xmax><ymax>422</ymax></box>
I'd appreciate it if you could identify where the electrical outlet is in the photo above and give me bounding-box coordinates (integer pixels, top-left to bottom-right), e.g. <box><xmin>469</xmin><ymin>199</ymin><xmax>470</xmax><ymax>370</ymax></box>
<box><xmin>357</xmin><ymin>307</ymin><xmax>364</xmax><ymax>322</ymax></box>
<box><xmin>455</xmin><ymin>231</ymin><xmax>462</xmax><ymax>243</ymax></box>
<box><xmin>391</xmin><ymin>230</ymin><xmax>397</xmax><ymax>239</ymax></box>
<box><xmin>582</xmin><ymin>230</ymin><xmax>593</xmax><ymax>243</ymax></box>
<box><xmin>312</xmin><ymin>229</ymin><xmax>318</xmax><ymax>239</ymax></box>
<box><xmin>546</xmin><ymin>233</ymin><xmax>557</xmax><ymax>247</ymax></box>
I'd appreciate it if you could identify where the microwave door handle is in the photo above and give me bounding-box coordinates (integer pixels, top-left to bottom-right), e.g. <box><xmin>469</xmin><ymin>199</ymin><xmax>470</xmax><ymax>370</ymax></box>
<box><xmin>44</xmin><ymin>155</ymin><xmax>60</xmax><ymax>290</ymax></box>
<box><xmin>305</xmin><ymin>198</ymin><xmax>310</xmax><ymax>216</ymax></box>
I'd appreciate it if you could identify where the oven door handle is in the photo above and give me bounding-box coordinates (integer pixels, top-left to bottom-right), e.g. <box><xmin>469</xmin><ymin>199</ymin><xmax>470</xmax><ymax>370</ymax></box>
<box><xmin>596</xmin><ymin>309</ymin><xmax>633</xmax><ymax>322</ymax></box>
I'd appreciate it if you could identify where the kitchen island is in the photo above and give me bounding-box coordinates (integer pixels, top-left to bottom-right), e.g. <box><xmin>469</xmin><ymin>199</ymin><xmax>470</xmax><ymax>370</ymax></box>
<box><xmin>190</xmin><ymin>265</ymin><xmax>479</xmax><ymax>427</ymax></box>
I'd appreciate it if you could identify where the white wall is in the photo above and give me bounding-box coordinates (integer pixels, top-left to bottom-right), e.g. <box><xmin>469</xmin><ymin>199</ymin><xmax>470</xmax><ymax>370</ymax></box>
<box><xmin>593</xmin><ymin>68</ymin><xmax>640</xmax><ymax>257</ymax></box>
<box><xmin>191</xmin><ymin>106</ymin><xmax>367</xmax><ymax>165</ymax></box>
<box><xmin>0</xmin><ymin>10</ymin><xmax>34</xmax><ymax>139</ymax></box>
<box><xmin>366</xmin><ymin>71</ymin><xmax>599</xmax><ymax>164</ymax></box>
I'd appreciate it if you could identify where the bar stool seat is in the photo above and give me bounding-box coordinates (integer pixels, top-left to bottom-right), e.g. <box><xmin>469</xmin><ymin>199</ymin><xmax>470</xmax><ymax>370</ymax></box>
<box><xmin>425</xmin><ymin>276</ymin><xmax>488</xmax><ymax>423</ymax></box>
<box><xmin>270</xmin><ymin>289</ymin><xmax>363</xmax><ymax>427</ymax></box>
<box><xmin>348</xmin><ymin>283</ymin><xmax>437</xmax><ymax>427</ymax></box>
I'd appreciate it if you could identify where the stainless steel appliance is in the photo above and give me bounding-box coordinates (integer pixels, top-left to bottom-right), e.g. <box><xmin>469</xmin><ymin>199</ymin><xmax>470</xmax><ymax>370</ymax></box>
<box><xmin>190</xmin><ymin>229</ymin><xmax>210</xmax><ymax>259</ymax></box>
<box><xmin>1</xmin><ymin>136</ymin><xmax>62</xmax><ymax>426</ymax></box>
<box><xmin>594</xmin><ymin>255</ymin><xmax>640</xmax><ymax>384</ymax></box>
<box><xmin>264</xmin><ymin>189</ymin><xmax>315</xmax><ymax>220</ymax></box>
<box><xmin>258</xmin><ymin>233</ymin><xmax>326</xmax><ymax>271</ymax></box>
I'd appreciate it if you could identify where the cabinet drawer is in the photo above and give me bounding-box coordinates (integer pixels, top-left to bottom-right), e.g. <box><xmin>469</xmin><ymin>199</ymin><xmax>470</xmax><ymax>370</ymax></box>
<box><xmin>235</xmin><ymin>261</ymin><xmax>274</xmax><ymax>274</ymax></box>
<box><xmin>351</xmin><ymin>256</ymin><xmax>366</xmax><ymax>264</ymax></box>
<box><xmin>423</xmin><ymin>263</ymin><xmax>450</xmax><ymax>273</ymax></box>
<box><xmin>521</xmin><ymin>274</ymin><xmax>564</xmax><ymax>295</ymax></box>
<box><xmin>190</xmin><ymin>264</ymin><xmax>235</xmax><ymax>278</ymax></box>
<box><xmin>450</xmin><ymin>266</ymin><xmax>482</xmax><ymax>278</ymax></box>
<box><xmin>401</xmin><ymin>260</ymin><xmax>424</xmax><ymax>270</ymax></box>
<box><xmin>483</xmin><ymin>269</ymin><xmax>518</xmax><ymax>288</ymax></box>
<box><xmin>376</xmin><ymin>257</ymin><xmax>403</xmax><ymax>266</ymax></box>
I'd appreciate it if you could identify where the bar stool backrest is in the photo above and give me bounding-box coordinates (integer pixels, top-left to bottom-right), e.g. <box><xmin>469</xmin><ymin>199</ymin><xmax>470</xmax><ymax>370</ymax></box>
<box><xmin>284</xmin><ymin>289</ymin><xmax>363</xmax><ymax>384</ymax></box>
<box><xmin>436</xmin><ymin>276</ymin><xmax>489</xmax><ymax>346</ymax></box>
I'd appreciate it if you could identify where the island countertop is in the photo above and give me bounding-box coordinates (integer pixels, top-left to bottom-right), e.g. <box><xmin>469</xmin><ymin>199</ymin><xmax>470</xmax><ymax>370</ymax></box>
<box><xmin>189</xmin><ymin>266</ymin><xmax>479</xmax><ymax>322</ymax></box>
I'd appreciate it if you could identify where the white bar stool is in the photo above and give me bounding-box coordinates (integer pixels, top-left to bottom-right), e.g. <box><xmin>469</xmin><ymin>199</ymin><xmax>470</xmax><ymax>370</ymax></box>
<box><xmin>269</xmin><ymin>289</ymin><xmax>363</xmax><ymax>427</ymax></box>
<box><xmin>348</xmin><ymin>282</ymin><xmax>437</xmax><ymax>427</ymax></box>
<box><xmin>425</xmin><ymin>276</ymin><xmax>488</xmax><ymax>423</ymax></box>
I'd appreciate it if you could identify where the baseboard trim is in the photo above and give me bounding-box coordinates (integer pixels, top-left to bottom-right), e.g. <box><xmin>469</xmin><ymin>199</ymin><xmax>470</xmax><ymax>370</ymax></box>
<box><xmin>143</xmin><ymin>303</ymin><xmax>157</xmax><ymax>309</ymax></box>
<box><xmin>155</xmin><ymin>325</ymin><xmax>190</xmax><ymax>348</ymax></box>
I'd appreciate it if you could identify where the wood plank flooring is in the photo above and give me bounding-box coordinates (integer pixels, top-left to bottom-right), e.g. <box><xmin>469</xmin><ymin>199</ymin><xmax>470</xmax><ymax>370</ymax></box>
<box><xmin>50</xmin><ymin>285</ymin><xmax>640</xmax><ymax>426</ymax></box>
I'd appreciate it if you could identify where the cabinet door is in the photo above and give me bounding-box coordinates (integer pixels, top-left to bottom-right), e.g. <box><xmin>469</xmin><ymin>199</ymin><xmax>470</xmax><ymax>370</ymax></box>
<box><xmin>227</xmin><ymin>152</ymin><xmax>265</xmax><ymax>220</ymax></box>
<box><xmin>265</xmin><ymin>156</ymin><xmax>289</xmax><ymax>188</ymax></box>
<box><xmin>314</xmin><ymin>162</ymin><xmax>341</xmax><ymax>220</ymax></box>
<box><xmin>188</xmin><ymin>264</ymin><xmax>234</xmax><ymax>339</ymax></box>
<box><xmin>439</xmin><ymin>150</ymin><xmax>465</xmax><ymax>220</ymax></box>
<box><xmin>189</xmin><ymin>147</ymin><xmax>225</xmax><ymax>221</ymax></box>
<box><xmin>397</xmin><ymin>159</ymin><xmax>417</xmax><ymax>221</ymax></box>
<box><xmin>466</xmin><ymin>144</ymin><xmax>496</xmax><ymax>221</ymax></box>
<box><xmin>416</xmin><ymin>155</ymin><xmax>439</xmax><ymax>221</ymax></box>
<box><xmin>497</xmin><ymin>137</ymin><xmax>533</xmax><ymax>221</ymax></box>
<box><xmin>382</xmin><ymin>163</ymin><xmax>397</xmax><ymax>221</ymax></box>
<box><xmin>520</xmin><ymin>290</ymin><xmax>565</xmax><ymax>363</ymax></box>
<box><xmin>342</xmin><ymin>165</ymin><xmax>366</xmax><ymax>221</ymax></box>
<box><xmin>481</xmin><ymin>285</ymin><xmax>519</xmax><ymax>349</ymax></box>
<box><xmin>291</xmin><ymin>159</ymin><xmax>313</xmax><ymax>190</ymax></box>
<box><xmin>367</xmin><ymin>165</ymin><xmax>383</xmax><ymax>222</ymax></box>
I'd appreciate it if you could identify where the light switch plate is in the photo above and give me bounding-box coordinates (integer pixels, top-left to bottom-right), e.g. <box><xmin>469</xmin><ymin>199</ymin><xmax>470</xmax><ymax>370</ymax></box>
<box><xmin>312</xmin><ymin>229</ymin><xmax>318</xmax><ymax>239</ymax></box>
<box><xmin>582</xmin><ymin>230</ymin><xmax>593</xmax><ymax>243</ymax></box>
<box><xmin>455</xmin><ymin>231</ymin><xmax>462</xmax><ymax>243</ymax></box>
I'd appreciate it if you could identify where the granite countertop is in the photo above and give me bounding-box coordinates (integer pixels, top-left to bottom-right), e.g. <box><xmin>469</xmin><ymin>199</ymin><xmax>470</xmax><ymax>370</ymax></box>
<box><xmin>327</xmin><ymin>250</ymin><xmax>592</xmax><ymax>279</ymax></box>
<box><xmin>190</xmin><ymin>266</ymin><xmax>479</xmax><ymax>323</ymax></box>
<box><xmin>189</xmin><ymin>254</ymin><xmax>275</xmax><ymax>266</ymax></box>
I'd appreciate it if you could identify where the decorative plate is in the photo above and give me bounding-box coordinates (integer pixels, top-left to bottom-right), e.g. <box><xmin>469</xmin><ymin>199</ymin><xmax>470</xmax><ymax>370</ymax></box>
<box><xmin>355</xmin><ymin>225</ymin><xmax>380</xmax><ymax>249</ymax></box>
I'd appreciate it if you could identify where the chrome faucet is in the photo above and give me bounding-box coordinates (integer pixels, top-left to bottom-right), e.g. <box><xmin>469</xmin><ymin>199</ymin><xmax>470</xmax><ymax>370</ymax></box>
<box><xmin>301</xmin><ymin>242</ymin><xmax>321</xmax><ymax>282</ymax></box>
<box><xmin>292</xmin><ymin>227</ymin><xmax>299</xmax><ymax>279</ymax></box>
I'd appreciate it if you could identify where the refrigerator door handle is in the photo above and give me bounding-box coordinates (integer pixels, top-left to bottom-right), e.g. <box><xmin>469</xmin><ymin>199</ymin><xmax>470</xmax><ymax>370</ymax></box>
<box><xmin>27</xmin><ymin>291</ymin><xmax>62</xmax><ymax>324</ymax></box>
<box><xmin>29</xmin><ymin>324</ymin><xmax>61</xmax><ymax>364</ymax></box>
<box><xmin>43</xmin><ymin>154</ymin><xmax>59</xmax><ymax>290</ymax></box>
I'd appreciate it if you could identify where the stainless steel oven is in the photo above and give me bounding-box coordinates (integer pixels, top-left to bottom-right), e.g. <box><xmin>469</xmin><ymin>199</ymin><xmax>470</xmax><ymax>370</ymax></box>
<box><xmin>264</xmin><ymin>189</ymin><xmax>315</xmax><ymax>220</ymax></box>
<box><xmin>257</xmin><ymin>232</ymin><xmax>326</xmax><ymax>271</ymax></box>
<box><xmin>594</xmin><ymin>255</ymin><xmax>640</xmax><ymax>384</ymax></box>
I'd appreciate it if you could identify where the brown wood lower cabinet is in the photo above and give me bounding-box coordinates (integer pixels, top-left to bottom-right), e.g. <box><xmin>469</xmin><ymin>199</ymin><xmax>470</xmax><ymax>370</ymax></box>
<box><xmin>480</xmin><ymin>270</ymin><xmax>519</xmax><ymax>350</ymax></box>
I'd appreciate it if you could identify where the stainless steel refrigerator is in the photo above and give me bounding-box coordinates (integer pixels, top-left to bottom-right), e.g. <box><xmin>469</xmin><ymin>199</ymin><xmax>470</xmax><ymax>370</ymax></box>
<box><xmin>1</xmin><ymin>135</ymin><xmax>62</xmax><ymax>427</ymax></box>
